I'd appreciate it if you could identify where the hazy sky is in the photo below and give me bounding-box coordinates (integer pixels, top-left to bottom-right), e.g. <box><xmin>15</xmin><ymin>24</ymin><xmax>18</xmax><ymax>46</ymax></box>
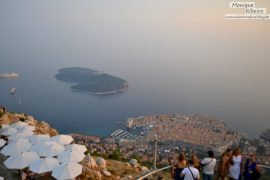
<box><xmin>1</xmin><ymin>0</ymin><xmax>270</xmax><ymax>48</ymax></box>
<box><xmin>0</xmin><ymin>0</ymin><xmax>270</xmax><ymax>136</ymax></box>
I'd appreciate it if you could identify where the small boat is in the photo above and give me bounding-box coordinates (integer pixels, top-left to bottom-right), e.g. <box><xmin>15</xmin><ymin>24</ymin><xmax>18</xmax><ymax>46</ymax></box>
<box><xmin>10</xmin><ymin>88</ymin><xmax>16</xmax><ymax>94</ymax></box>
<box><xmin>18</xmin><ymin>97</ymin><xmax>22</xmax><ymax>104</ymax></box>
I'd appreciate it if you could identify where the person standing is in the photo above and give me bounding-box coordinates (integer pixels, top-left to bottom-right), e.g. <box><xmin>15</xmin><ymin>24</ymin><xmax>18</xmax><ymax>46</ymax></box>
<box><xmin>229</xmin><ymin>148</ymin><xmax>242</xmax><ymax>180</ymax></box>
<box><xmin>169</xmin><ymin>153</ymin><xmax>187</xmax><ymax>180</ymax></box>
<box><xmin>243</xmin><ymin>154</ymin><xmax>261</xmax><ymax>180</ymax></box>
<box><xmin>201</xmin><ymin>151</ymin><xmax>217</xmax><ymax>180</ymax></box>
<box><xmin>191</xmin><ymin>152</ymin><xmax>200</xmax><ymax>170</ymax></box>
<box><xmin>181</xmin><ymin>160</ymin><xmax>200</xmax><ymax>180</ymax></box>
<box><xmin>216</xmin><ymin>149</ymin><xmax>232</xmax><ymax>180</ymax></box>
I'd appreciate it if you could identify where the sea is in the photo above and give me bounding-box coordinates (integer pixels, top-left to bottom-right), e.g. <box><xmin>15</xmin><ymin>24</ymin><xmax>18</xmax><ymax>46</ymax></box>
<box><xmin>0</xmin><ymin>0</ymin><xmax>270</xmax><ymax>138</ymax></box>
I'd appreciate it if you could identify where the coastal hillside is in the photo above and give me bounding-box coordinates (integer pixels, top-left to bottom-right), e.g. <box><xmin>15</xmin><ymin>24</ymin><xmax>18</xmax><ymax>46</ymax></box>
<box><xmin>0</xmin><ymin>109</ymin><xmax>153</xmax><ymax>180</ymax></box>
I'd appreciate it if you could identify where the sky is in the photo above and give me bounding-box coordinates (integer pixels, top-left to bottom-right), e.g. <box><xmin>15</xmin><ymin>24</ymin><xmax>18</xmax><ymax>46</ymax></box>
<box><xmin>0</xmin><ymin>0</ymin><xmax>270</xmax><ymax>137</ymax></box>
<box><xmin>1</xmin><ymin>0</ymin><xmax>269</xmax><ymax>48</ymax></box>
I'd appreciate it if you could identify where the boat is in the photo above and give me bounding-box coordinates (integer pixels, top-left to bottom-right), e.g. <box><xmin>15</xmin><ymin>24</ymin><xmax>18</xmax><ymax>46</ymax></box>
<box><xmin>18</xmin><ymin>97</ymin><xmax>22</xmax><ymax>104</ymax></box>
<box><xmin>10</xmin><ymin>88</ymin><xmax>16</xmax><ymax>94</ymax></box>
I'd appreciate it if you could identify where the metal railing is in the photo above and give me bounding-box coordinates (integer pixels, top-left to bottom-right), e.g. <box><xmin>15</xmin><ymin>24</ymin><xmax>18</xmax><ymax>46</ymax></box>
<box><xmin>137</xmin><ymin>165</ymin><xmax>172</xmax><ymax>180</ymax></box>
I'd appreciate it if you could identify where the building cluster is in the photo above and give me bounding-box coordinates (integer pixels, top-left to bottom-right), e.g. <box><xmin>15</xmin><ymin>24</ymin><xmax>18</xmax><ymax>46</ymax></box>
<box><xmin>71</xmin><ymin>135</ymin><xmax>179</xmax><ymax>166</ymax></box>
<box><xmin>71</xmin><ymin>133</ymin><xmax>221</xmax><ymax>167</ymax></box>
<box><xmin>70</xmin><ymin>114</ymin><xmax>270</xmax><ymax>168</ymax></box>
<box><xmin>240</xmin><ymin>129</ymin><xmax>270</xmax><ymax>166</ymax></box>
<box><xmin>128</xmin><ymin>114</ymin><xmax>241</xmax><ymax>153</ymax></box>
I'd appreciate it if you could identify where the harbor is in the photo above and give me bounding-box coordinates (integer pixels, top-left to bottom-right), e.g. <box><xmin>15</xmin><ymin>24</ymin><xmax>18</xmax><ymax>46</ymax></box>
<box><xmin>110</xmin><ymin>129</ymin><xmax>143</xmax><ymax>142</ymax></box>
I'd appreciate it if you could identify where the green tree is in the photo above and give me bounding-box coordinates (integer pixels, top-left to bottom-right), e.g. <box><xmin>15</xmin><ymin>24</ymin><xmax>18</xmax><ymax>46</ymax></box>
<box><xmin>111</xmin><ymin>149</ymin><xmax>121</xmax><ymax>160</ymax></box>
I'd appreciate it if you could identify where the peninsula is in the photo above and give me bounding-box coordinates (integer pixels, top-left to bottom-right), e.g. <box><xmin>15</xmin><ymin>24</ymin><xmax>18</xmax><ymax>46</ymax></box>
<box><xmin>55</xmin><ymin>67</ymin><xmax>128</xmax><ymax>95</ymax></box>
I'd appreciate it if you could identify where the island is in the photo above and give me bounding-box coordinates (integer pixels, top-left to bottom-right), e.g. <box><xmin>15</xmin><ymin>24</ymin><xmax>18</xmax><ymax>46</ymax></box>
<box><xmin>0</xmin><ymin>72</ymin><xmax>19</xmax><ymax>79</ymax></box>
<box><xmin>55</xmin><ymin>67</ymin><xmax>128</xmax><ymax>95</ymax></box>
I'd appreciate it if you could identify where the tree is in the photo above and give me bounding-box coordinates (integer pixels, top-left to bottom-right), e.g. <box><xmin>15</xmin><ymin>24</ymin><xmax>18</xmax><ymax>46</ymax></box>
<box><xmin>257</xmin><ymin>145</ymin><xmax>266</xmax><ymax>155</ymax></box>
<box><xmin>111</xmin><ymin>149</ymin><xmax>120</xmax><ymax>160</ymax></box>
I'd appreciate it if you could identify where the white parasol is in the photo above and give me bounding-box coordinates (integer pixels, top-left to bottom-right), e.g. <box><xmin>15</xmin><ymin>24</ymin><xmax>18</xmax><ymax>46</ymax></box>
<box><xmin>1</xmin><ymin>140</ymin><xmax>32</xmax><ymax>156</ymax></box>
<box><xmin>51</xmin><ymin>135</ymin><xmax>73</xmax><ymax>145</ymax></box>
<box><xmin>37</xmin><ymin>141</ymin><xmax>65</xmax><ymax>157</ymax></box>
<box><xmin>4</xmin><ymin>151</ymin><xmax>40</xmax><ymax>169</ymax></box>
<box><xmin>1</xmin><ymin>127</ymin><xmax>17</xmax><ymax>136</ymax></box>
<box><xmin>10</xmin><ymin>121</ymin><xmax>28</xmax><ymax>129</ymax></box>
<box><xmin>65</xmin><ymin>144</ymin><xmax>87</xmax><ymax>153</ymax></box>
<box><xmin>52</xmin><ymin>163</ymin><xmax>82</xmax><ymax>180</ymax></box>
<box><xmin>8</xmin><ymin>131</ymin><xmax>34</xmax><ymax>141</ymax></box>
<box><xmin>57</xmin><ymin>150</ymin><xmax>85</xmax><ymax>164</ymax></box>
<box><xmin>28</xmin><ymin>134</ymin><xmax>50</xmax><ymax>144</ymax></box>
<box><xmin>29</xmin><ymin>157</ymin><xmax>59</xmax><ymax>173</ymax></box>
<box><xmin>8</xmin><ymin>138</ymin><xmax>29</xmax><ymax>145</ymax></box>
<box><xmin>18</xmin><ymin>125</ymin><xmax>35</xmax><ymax>132</ymax></box>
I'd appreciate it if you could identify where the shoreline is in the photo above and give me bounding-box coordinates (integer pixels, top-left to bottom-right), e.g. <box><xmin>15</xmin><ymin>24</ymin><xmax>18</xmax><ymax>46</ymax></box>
<box><xmin>71</xmin><ymin>81</ymin><xmax>129</xmax><ymax>95</ymax></box>
<box><xmin>54</xmin><ymin>77</ymin><xmax>129</xmax><ymax>95</ymax></box>
<box><xmin>71</xmin><ymin>86</ymin><xmax>128</xmax><ymax>95</ymax></box>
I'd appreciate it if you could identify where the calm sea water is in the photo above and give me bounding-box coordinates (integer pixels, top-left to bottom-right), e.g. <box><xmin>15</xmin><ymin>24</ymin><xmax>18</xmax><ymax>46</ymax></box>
<box><xmin>0</xmin><ymin>0</ymin><xmax>270</xmax><ymax>138</ymax></box>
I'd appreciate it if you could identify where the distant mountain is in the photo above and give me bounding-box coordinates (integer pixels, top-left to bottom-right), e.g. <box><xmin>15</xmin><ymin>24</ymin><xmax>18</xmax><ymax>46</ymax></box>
<box><xmin>55</xmin><ymin>67</ymin><xmax>128</xmax><ymax>95</ymax></box>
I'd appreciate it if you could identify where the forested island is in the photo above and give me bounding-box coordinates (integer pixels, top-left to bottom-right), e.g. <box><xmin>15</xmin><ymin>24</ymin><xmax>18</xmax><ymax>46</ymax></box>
<box><xmin>55</xmin><ymin>67</ymin><xmax>128</xmax><ymax>95</ymax></box>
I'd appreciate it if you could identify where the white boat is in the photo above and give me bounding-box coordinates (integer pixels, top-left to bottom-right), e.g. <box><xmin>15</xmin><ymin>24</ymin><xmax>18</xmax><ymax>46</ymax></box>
<box><xmin>10</xmin><ymin>88</ymin><xmax>16</xmax><ymax>94</ymax></box>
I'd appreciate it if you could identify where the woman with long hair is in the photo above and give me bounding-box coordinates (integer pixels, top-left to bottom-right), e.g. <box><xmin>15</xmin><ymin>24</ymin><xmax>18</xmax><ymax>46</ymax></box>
<box><xmin>169</xmin><ymin>152</ymin><xmax>187</xmax><ymax>180</ymax></box>
<box><xmin>229</xmin><ymin>147</ymin><xmax>242</xmax><ymax>180</ymax></box>
<box><xmin>216</xmin><ymin>149</ymin><xmax>232</xmax><ymax>180</ymax></box>
<box><xmin>191</xmin><ymin>152</ymin><xmax>200</xmax><ymax>170</ymax></box>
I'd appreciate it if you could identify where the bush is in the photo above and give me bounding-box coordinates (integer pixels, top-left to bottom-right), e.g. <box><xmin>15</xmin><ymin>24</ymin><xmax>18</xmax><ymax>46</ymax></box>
<box><xmin>129</xmin><ymin>154</ymin><xmax>141</xmax><ymax>164</ymax></box>
<box><xmin>110</xmin><ymin>149</ymin><xmax>121</xmax><ymax>160</ymax></box>
<box><xmin>84</xmin><ymin>149</ymin><xmax>90</xmax><ymax>155</ymax></box>
<box><xmin>19</xmin><ymin>117</ymin><xmax>26</xmax><ymax>122</ymax></box>
<box><xmin>0</xmin><ymin>112</ymin><xmax>3</xmax><ymax>118</ymax></box>
<box><xmin>91</xmin><ymin>151</ymin><xmax>101</xmax><ymax>157</ymax></box>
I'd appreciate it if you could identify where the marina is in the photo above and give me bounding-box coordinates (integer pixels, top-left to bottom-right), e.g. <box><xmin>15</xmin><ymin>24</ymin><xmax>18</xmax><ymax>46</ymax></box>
<box><xmin>110</xmin><ymin>129</ymin><xmax>143</xmax><ymax>142</ymax></box>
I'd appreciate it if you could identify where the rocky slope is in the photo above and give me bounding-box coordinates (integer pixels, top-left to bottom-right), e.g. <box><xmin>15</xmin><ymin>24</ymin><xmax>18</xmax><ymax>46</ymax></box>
<box><xmin>0</xmin><ymin>110</ymin><xmax>150</xmax><ymax>179</ymax></box>
<box><xmin>0</xmin><ymin>112</ymin><xmax>58</xmax><ymax>136</ymax></box>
